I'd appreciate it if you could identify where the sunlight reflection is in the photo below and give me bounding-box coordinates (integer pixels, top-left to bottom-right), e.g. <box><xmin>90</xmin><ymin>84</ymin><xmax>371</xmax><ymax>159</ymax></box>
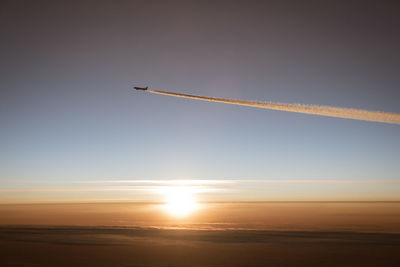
<box><xmin>161</xmin><ymin>186</ymin><xmax>198</xmax><ymax>218</ymax></box>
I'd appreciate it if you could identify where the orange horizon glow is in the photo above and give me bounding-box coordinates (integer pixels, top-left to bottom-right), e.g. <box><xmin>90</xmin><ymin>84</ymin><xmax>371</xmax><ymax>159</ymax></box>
<box><xmin>1</xmin><ymin>179</ymin><xmax>400</xmax><ymax>204</ymax></box>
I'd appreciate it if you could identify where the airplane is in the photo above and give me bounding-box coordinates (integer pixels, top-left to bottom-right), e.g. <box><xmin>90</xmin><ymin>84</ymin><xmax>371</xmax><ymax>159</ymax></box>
<box><xmin>134</xmin><ymin>86</ymin><xmax>148</xmax><ymax>91</ymax></box>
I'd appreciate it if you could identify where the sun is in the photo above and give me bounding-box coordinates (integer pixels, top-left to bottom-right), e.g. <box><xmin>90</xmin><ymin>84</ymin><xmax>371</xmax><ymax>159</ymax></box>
<box><xmin>162</xmin><ymin>186</ymin><xmax>198</xmax><ymax>218</ymax></box>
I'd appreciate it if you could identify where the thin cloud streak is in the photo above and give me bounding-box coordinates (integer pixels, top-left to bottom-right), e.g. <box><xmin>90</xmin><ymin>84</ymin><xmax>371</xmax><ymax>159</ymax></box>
<box><xmin>149</xmin><ymin>90</ymin><xmax>400</xmax><ymax>125</ymax></box>
<box><xmin>77</xmin><ymin>179</ymin><xmax>231</xmax><ymax>185</ymax></box>
<box><xmin>0</xmin><ymin>185</ymin><xmax>220</xmax><ymax>193</ymax></box>
<box><xmin>2</xmin><ymin>179</ymin><xmax>399</xmax><ymax>193</ymax></box>
<box><xmin>1</xmin><ymin>179</ymin><xmax>400</xmax><ymax>203</ymax></box>
<box><xmin>75</xmin><ymin>179</ymin><xmax>400</xmax><ymax>185</ymax></box>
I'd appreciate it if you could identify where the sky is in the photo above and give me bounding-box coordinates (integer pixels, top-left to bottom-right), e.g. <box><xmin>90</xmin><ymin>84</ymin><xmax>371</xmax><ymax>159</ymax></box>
<box><xmin>1</xmin><ymin>0</ymin><xmax>400</xmax><ymax>202</ymax></box>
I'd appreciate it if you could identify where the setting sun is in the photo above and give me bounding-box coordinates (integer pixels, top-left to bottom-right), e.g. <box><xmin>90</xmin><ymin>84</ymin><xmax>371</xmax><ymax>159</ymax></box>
<box><xmin>162</xmin><ymin>186</ymin><xmax>198</xmax><ymax>218</ymax></box>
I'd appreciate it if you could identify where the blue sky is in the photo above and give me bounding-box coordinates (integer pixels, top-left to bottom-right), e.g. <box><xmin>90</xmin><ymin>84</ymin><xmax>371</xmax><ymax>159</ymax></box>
<box><xmin>1</xmin><ymin>1</ymin><xmax>399</xmax><ymax>201</ymax></box>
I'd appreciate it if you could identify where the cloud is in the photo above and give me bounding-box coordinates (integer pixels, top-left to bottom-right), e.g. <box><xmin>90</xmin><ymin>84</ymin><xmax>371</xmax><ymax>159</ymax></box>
<box><xmin>2</xmin><ymin>226</ymin><xmax>400</xmax><ymax>246</ymax></box>
<box><xmin>1</xmin><ymin>179</ymin><xmax>399</xmax><ymax>203</ymax></box>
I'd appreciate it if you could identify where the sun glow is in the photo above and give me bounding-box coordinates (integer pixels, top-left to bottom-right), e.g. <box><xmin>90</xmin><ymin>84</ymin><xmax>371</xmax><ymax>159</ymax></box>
<box><xmin>162</xmin><ymin>186</ymin><xmax>198</xmax><ymax>218</ymax></box>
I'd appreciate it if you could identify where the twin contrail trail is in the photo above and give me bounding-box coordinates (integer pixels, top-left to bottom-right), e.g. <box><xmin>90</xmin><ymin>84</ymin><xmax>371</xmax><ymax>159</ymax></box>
<box><xmin>147</xmin><ymin>89</ymin><xmax>400</xmax><ymax>125</ymax></box>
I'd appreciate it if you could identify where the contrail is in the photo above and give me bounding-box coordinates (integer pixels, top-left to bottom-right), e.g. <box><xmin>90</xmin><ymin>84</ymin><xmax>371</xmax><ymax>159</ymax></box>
<box><xmin>148</xmin><ymin>90</ymin><xmax>400</xmax><ymax>125</ymax></box>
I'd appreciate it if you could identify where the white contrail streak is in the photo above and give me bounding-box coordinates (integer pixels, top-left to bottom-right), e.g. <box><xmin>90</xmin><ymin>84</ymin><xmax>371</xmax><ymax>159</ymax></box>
<box><xmin>148</xmin><ymin>90</ymin><xmax>400</xmax><ymax>125</ymax></box>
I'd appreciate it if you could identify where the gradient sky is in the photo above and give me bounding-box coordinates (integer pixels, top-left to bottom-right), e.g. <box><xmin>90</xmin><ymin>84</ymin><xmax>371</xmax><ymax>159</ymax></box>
<box><xmin>1</xmin><ymin>1</ymin><xmax>400</xmax><ymax>202</ymax></box>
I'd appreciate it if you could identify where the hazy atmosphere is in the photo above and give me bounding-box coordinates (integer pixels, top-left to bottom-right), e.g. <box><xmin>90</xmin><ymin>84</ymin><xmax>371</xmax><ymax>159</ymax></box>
<box><xmin>1</xmin><ymin>0</ymin><xmax>400</xmax><ymax>266</ymax></box>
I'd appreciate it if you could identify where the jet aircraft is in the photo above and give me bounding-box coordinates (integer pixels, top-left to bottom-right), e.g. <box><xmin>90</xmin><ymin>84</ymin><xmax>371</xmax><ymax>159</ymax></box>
<box><xmin>134</xmin><ymin>86</ymin><xmax>148</xmax><ymax>90</ymax></box>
